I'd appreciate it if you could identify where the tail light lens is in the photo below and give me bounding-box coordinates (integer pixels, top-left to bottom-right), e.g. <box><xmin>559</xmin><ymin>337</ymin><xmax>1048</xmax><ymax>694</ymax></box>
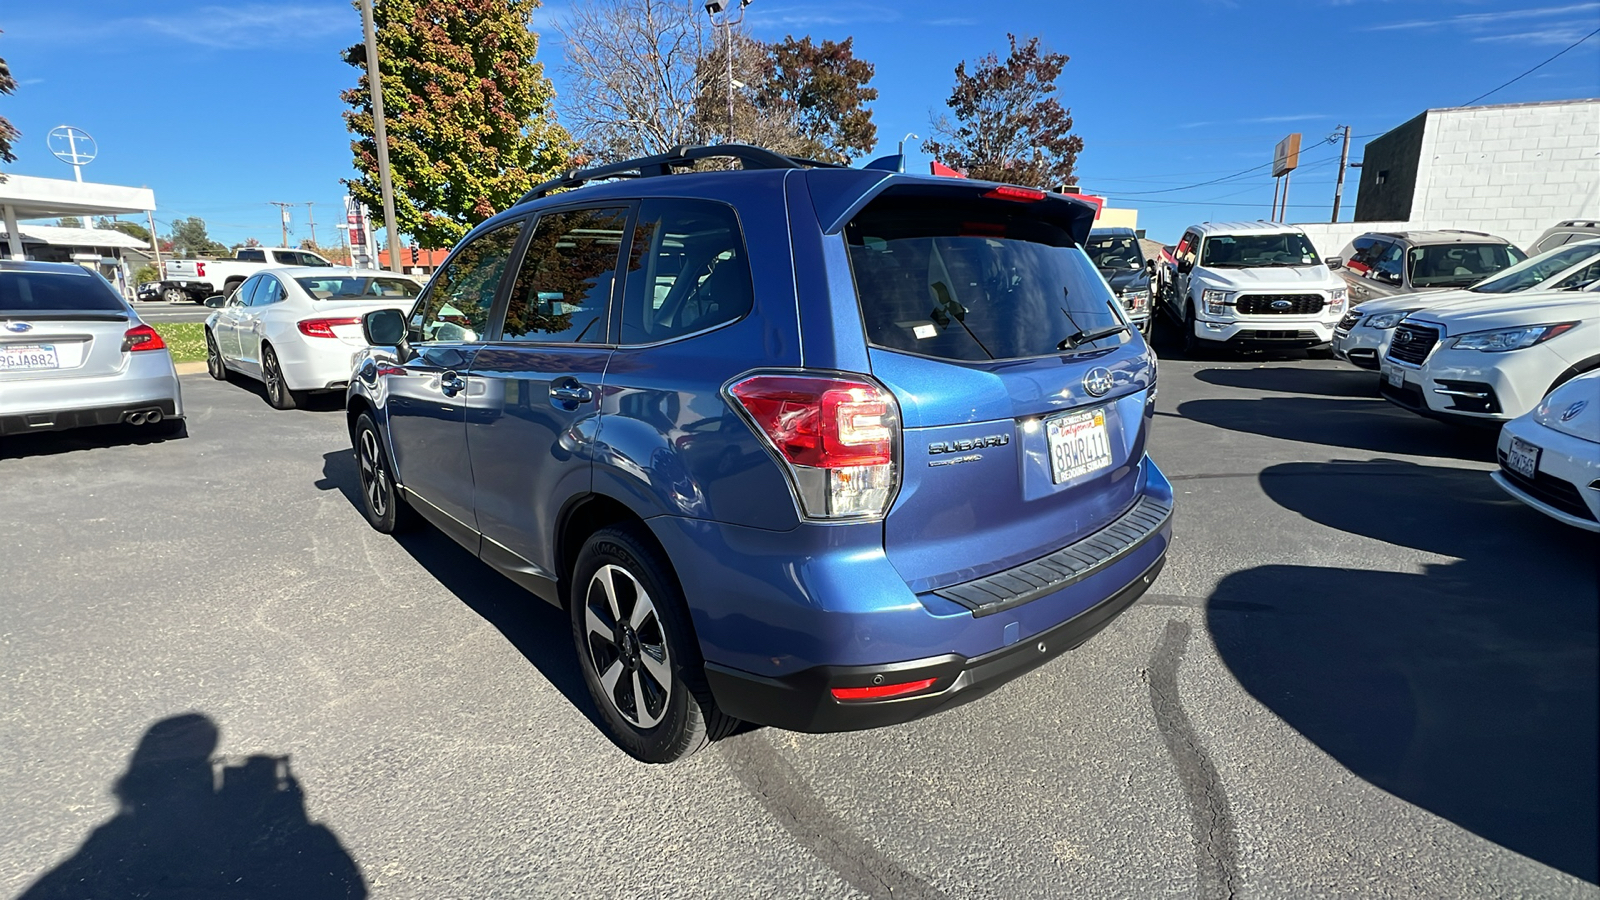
<box><xmin>727</xmin><ymin>373</ymin><xmax>901</xmax><ymax>520</ymax></box>
<box><xmin>122</xmin><ymin>324</ymin><xmax>166</xmax><ymax>352</ymax></box>
<box><xmin>298</xmin><ymin>317</ymin><xmax>363</xmax><ymax>338</ymax></box>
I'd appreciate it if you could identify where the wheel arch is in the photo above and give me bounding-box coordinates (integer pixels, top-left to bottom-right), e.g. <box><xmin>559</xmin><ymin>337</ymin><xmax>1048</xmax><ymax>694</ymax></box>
<box><xmin>555</xmin><ymin>493</ymin><xmax>675</xmax><ymax>609</ymax></box>
<box><xmin>1547</xmin><ymin>353</ymin><xmax>1600</xmax><ymax>396</ymax></box>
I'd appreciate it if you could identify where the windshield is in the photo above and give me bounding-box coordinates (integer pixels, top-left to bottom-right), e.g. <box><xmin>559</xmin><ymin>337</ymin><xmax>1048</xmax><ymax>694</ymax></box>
<box><xmin>295</xmin><ymin>275</ymin><xmax>421</xmax><ymax>300</ymax></box>
<box><xmin>1470</xmin><ymin>242</ymin><xmax>1599</xmax><ymax>293</ymax></box>
<box><xmin>0</xmin><ymin>270</ymin><xmax>126</xmax><ymax>312</ymax></box>
<box><xmin>846</xmin><ymin>196</ymin><xmax>1125</xmax><ymax>362</ymax></box>
<box><xmin>1200</xmin><ymin>233</ymin><xmax>1319</xmax><ymax>268</ymax></box>
<box><xmin>1083</xmin><ymin>235</ymin><xmax>1143</xmax><ymax>271</ymax></box>
<box><xmin>1408</xmin><ymin>243</ymin><xmax>1525</xmax><ymax>288</ymax></box>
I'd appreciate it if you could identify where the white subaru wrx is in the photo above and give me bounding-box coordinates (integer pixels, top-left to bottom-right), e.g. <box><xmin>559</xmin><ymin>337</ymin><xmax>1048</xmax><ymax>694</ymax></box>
<box><xmin>1493</xmin><ymin>370</ymin><xmax>1600</xmax><ymax>532</ymax></box>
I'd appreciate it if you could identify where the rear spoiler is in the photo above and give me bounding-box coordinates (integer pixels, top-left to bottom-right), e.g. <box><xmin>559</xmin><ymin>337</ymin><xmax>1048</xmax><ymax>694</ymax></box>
<box><xmin>803</xmin><ymin>169</ymin><xmax>1100</xmax><ymax>245</ymax></box>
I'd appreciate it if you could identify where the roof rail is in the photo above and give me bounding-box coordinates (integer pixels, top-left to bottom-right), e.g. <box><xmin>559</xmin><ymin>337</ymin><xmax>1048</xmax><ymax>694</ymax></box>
<box><xmin>517</xmin><ymin>143</ymin><xmax>844</xmax><ymax>204</ymax></box>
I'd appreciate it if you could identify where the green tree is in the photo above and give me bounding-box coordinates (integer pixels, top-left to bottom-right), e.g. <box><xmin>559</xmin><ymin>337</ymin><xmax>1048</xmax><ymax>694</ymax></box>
<box><xmin>342</xmin><ymin>0</ymin><xmax>574</xmax><ymax>249</ymax></box>
<box><xmin>923</xmin><ymin>35</ymin><xmax>1083</xmax><ymax>188</ymax></box>
<box><xmin>0</xmin><ymin>30</ymin><xmax>17</xmax><ymax>174</ymax></box>
<box><xmin>97</xmin><ymin>218</ymin><xmax>153</xmax><ymax>243</ymax></box>
<box><xmin>757</xmin><ymin>36</ymin><xmax>877</xmax><ymax>163</ymax></box>
<box><xmin>57</xmin><ymin>216</ymin><xmax>82</xmax><ymax>228</ymax></box>
<box><xmin>133</xmin><ymin>264</ymin><xmax>160</xmax><ymax>284</ymax></box>
<box><xmin>168</xmin><ymin>217</ymin><xmax>229</xmax><ymax>258</ymax></box>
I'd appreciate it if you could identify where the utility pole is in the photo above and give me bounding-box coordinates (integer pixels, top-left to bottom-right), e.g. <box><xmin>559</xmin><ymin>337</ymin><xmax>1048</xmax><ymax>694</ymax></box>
<box><xmin>1331</xmin><ymin>124</ymin><xmax>1352</xmax><ymax>223</ymax></box>
<box><xmin>146</xmin><ymin>210</ymin><xmax>163</xmax><ymax>273</ymax></box>
<box><xmin>360</xmin><ymin>0</ymin><xmax>403</xmax><ymax>274</ymax></box>
<box><xmin>268</xmin><ymin>201</ymin><xmax>294</xmax><ymax>247</ymax></box>
<box><xmin>306</xmin><ymin>202</ymin><xmax>317</xmax><ymax>247</ymax></box>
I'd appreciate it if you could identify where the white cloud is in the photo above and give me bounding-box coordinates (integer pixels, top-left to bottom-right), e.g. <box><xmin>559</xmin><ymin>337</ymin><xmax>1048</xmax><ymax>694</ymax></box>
<box><xmin>1367</xmin><ymin>2</ymin><xmax>1600</xmax><ymax>32</ymax></box>
<box><xmin>7</xmin><ymin>3</ymin><xmax>353</xmax><ymax>50</ymax></box>
<box><xmin>1473</xmin><ymin>25</ymin><xmax>1597</xmax><ymax>43</ymax></box>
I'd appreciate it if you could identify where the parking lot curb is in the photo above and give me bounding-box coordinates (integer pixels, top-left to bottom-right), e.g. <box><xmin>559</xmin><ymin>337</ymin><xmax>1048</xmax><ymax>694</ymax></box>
<box><xmin>174</xmin><ymin>362</ymin><xmax>208</xmax><ymax>376</ymax></box>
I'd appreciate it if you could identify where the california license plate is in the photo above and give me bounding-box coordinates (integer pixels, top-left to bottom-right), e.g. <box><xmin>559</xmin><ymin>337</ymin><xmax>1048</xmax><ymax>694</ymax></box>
<box><xmin>1382</xmin><ymin>362</ymin><xmax>1404</xmax><ymax>389</ymax></box>
<box><xmin>0</xmin><ymin>343</ymin><xmax>59</xmax><ymax>371</ymax></box>
<box><xmin>1048</xmin><ymin>407</ymin><xmax>1113</xmax><ymax>484</ymax></box>
<box><xmin>1507</xmin><ymin>437</ymin><xmax>1540</xmax><ymax>479</ymax></box>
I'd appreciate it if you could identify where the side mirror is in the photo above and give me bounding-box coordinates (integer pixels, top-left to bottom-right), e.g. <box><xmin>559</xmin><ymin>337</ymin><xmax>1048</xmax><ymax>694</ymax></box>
<box><xmin>1325</xmin><ymin>257</ymin><xmax>1342</xmax><ymax>269</ymax></box>
<box><xmin>363</xmin><ymin>307</ymin><xmax>407</xmax><ymax>347</ymax></box>
<box><xmin>1144</xmin><ymin>259</ymin><xmax>1157</xmax><ymax>275</ymax></box>
<box><xmin>204</xmin><ymin>294</ymin><xmax>227</xmax><ymax>308</ymax></box>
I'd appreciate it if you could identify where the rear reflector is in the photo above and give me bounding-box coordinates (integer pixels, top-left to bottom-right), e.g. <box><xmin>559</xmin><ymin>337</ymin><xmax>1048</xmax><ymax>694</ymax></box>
<box><xmin>122</xmin><ymin>324</ymin><xmax>166</xmax><ymax>352</ymax></box>
<box><xmin>831</xmin><ymin>678</ymin><xmax>938</xmax><ymax>702</ymax></box>
<box><xmin>298</xmin><ymin>317</ymin><xmax>363</xmax><ymax>338</ymax></box>
<box><xmin>983</xmin><ymin>185</ymin><xmax>1047</xmax><ymax>202</ymax></box>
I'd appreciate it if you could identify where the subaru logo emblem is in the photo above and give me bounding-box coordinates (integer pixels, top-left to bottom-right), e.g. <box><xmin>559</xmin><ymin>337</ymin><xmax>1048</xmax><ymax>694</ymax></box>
<box><xmin>3</xmin><ymin>322</ymin><xmax>31</xmax><ymax>333</ymax></box>
<box><xmin>1395</xmin><ymin>330</ymin><xmax>1412</xmax><ymax>343</ymax></box>
<box><xmin>1562</xmin><ymin>399</ymin><xmax>1588</xmax><ymax>422</ymax></box>
<box><xmin>1083</xmin><ymin>367</ymin><xmax>1114</xmax><ymax>397</ymax></box>
<box><xmin>1270</xmin><ymin>299</ymin><xmax>1292</xmax><ymax>310</ymax></box>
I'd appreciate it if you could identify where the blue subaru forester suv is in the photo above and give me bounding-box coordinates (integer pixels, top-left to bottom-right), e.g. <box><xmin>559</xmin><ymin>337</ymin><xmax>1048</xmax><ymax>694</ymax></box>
<box><xmin>348</xmin><ymin>145</ymin><xmax>1173</xmax><ymax>763</ymax></box>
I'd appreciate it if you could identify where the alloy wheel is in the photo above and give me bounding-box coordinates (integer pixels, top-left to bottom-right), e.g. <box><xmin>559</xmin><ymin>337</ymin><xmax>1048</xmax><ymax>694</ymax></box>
<box><xmin>357</xmin><ymin>427</ymin><xmax>390</xmax><ymax>519</ymax></box>
<box><xmin>583</xmin><ymin>564</ymin><xmax>672</xmax><ymax>729</ymax></box>
<box><xmin>264</xmin><ymin>350</ymin><xmax>284</xmax><ymax>404</ymax></box>
<box><xmin>206</xmin><ymin>332</ymin><xmax>224</xmax><ymax>379</ymax></box>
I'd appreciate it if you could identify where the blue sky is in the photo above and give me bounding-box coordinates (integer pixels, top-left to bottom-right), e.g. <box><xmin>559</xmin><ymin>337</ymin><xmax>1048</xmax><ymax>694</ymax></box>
<box><xmin>2</xmin><ymin>0</ymin><xmax>1596</xmax><ymax>248</ymax></box>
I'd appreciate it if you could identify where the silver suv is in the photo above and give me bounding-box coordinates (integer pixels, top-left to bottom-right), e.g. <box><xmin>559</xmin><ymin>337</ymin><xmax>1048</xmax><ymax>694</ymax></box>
<box><xmin>1334</xmin><ymin>230</ymin><xmax>1525</xmax><ymax>305</ymax></box>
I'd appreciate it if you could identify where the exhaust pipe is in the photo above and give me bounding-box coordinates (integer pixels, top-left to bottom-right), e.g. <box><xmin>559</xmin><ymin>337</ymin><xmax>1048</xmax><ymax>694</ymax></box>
<box><xmin>127</xmin><ymin>411</ymin><xmax>147</xmax><ymax>425</ymax></box>
<box><xmin>146</xmin><ymin>409</ymin><xmax>163</xmax><ymax>424</ymax></box>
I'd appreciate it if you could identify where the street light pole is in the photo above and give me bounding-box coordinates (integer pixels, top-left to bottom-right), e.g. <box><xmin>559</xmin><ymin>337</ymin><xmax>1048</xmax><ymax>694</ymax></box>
<box><xmin>706</xmin><ymin>0</ymin><xmax>751</xmax><ymax>144</ymax></box>
<box><xmin>361</xmin><ymin>0</ymin><xmax>403</xmax><ymax>274</ymax></box>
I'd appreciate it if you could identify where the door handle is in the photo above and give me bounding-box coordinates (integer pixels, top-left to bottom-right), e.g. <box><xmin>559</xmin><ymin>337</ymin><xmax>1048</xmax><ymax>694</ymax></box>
<box><xmin>550</xmin><ymin>382</ymin><xmax>594</xmax><ymax>406</ymax></box>
<box><xmin>440</xmin><ymin>371</ymin><xmax>466</xmax><ymax>397</ymax></box>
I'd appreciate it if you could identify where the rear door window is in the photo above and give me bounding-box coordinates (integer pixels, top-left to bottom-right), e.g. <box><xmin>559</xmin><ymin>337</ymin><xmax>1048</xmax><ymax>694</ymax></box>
<box><xmin>846</xmin><ymin>196</ymin><xmax>1124</xmax><ymax>362</ymax></box>
<box><xmin>410</xmin><ymin>220</ymin><xmax>525</xmax><ymax>343</ymax></box>
<box><xmin>0</xmin><ymin>270</ymin><xmax>125</xmax><ymax>311</ymax></box>
<box><xmin>236</xmin><ymin>249</ymin><xmax>266</xmax><ymax>262</ymax></box>
<box><xmin>619</xmin><ymin>199</ymin><xmax>753</xmax><ymax>345</ymax></box>
<box><xmin>496</xmin><ymin>206</ymin><xmax>628</xmax><ymax>343</ymax></box>
<box><xmin>251</xmin><ymin>276</ymin><xmax>285</xmax><ymax>306</ymax></box>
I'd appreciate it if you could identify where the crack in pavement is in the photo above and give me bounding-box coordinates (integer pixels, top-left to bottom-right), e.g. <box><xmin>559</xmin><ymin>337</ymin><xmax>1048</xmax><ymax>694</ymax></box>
<box><xmin>1144</xmin><ymin>619</ymin><xmax>1240</xmax><ymax>900</ymax></box>
<box><xmin>719</xmin><ymin>735</ymin><xmax>951</xmax><ymax>900</ymax></box>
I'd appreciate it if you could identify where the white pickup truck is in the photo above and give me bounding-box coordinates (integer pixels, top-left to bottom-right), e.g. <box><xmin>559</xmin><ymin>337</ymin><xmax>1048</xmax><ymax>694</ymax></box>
<box><xmin>156</xmin><ymin>247</ymin><xmax>334</xmax><ymax>303</ymax></box>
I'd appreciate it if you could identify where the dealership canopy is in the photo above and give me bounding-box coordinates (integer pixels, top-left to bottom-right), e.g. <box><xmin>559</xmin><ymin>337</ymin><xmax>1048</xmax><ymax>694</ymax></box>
<box><xmin>1</xmin><ymin>174</ymin><xmax>157</xmax><ymax>260</ymax></box>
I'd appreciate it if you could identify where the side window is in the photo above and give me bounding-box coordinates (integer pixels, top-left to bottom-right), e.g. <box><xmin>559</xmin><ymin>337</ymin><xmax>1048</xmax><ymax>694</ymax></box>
<box><xmin>499</xmin><ymin>207</ymin><xmax>628</xmax><ymax>343</ymax></box>
<box><xmin>1554</xmin><ymin>258</ymin><xmax>1600</xmax><ymax>290</ymax></box>
<box><xmin>237</xmin><ymin>249</ymin><xmax>265</xmax><ymax>263</ymax></box>
<box><xmin>620</xmin><ymin>199</ymin><xmax>753</xmax><ymax>345</ymax></box>
<box><xmin>1346</xmin><ymin>237</ymin><xmax>1377</xmax><ymax>271</ymax></box>
<box><xmin>233</xmin><ymin>275</ymin><xmax>260</xmax><ymax>306</ymax></box>
<box><xmin>410</xmin><ymin>221</ymin><xmax>524</xmax><ymax>343</ymax></box>
<box><xmin>252</xmin><ymin>276</ymin><xmax>285</xmax><ymax>306</ymax></box>
<box><xmin>1375</xmin><ymin>242</ymin><xmax>1405</xmax><ymax>282</ymax></box>
<box><xmin>1177</xmin><ymin>232</ymin><xmax>1199</xmax><ymax>270</ymax></box>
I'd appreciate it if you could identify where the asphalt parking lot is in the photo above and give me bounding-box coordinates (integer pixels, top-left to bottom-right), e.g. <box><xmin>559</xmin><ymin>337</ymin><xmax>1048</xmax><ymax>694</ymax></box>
<box><xmin>2</xmin><ymin>352</ymin><xmax>1595</xmax><ymax>899</ymax></box>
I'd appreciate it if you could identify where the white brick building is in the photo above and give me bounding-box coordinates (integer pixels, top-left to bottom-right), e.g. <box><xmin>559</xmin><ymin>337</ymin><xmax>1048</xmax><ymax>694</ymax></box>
<box><xmin>1296</xmin><ymin>99</ymin><xmax>1599</xmax><ymax>257</ymax></box>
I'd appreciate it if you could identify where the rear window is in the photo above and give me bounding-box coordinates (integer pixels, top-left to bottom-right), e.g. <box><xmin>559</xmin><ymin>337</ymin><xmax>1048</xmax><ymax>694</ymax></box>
<box><xmin>0</xmin><ymin>270</ymin><xmax>126</xmax><ymax>312</ymax></box>
<box><xmin>1409</xmin><ymin>243</ymin><xmax>1525</xmax><ymax>288</ymax></box>
<box><xmin>846</xmin><ymin>197</ymin><xmax>1124</xmax><ymax>361</ymax></box>
<box><xmin>295</xmin><ymin>276</ymin><xmax>421</xmax><ymax>300</ymax></box>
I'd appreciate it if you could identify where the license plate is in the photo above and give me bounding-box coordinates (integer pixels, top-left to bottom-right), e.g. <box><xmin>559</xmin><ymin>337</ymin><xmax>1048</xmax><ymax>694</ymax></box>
<box><xmin>1048</xmin><ymin>407</ymin><xmax>1113</xmax><ymax>484</ymax></box>
<box><xmin>1383</xmin><ymin>363</ymin><xmax>1404</xmax><ymax>389</ymax></box>
<box><xmin>1507</xmin><ymin>437</ymin><xmax>1541</xmax><ymax>480</ymax></box>
<box><xmin>0</xmin><ymin>343</ymin><xmax>59</xmax><ymax>371</ymax></box>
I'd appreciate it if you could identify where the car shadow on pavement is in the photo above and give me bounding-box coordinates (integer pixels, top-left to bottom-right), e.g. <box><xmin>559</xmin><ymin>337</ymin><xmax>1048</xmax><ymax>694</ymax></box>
<box><xmin>222</xmin><ymin>372</ymin><xmax>345</xmax><ymax>412</ymax></box>
<box><xmin>1208</xmin><ymin>460</ymin><xmax>1598</xmax><ymax>883</ymax></box>
<box><xmin>1195</xmin><ymin>365</ymin><xmax>1381</xmax><ymax>398</ymax></box>
<box><xmin>15</xmin><ymin>713</ymin><xmax>367</xmax><ymax>899</ymax></box>
<box><xmin>1175</xmin><ymin>394</ymin><xmax>1499</xmax><ymax>462</ymax></box>
<box><xmin>0</xmin><ymin>422</ymin><xmax>186</xmax><ymax>460</ymax></box>
<box><xmin>315</xmin><ymin>450</ymin><xmax>606</xmax><ymax>734</ymax></box>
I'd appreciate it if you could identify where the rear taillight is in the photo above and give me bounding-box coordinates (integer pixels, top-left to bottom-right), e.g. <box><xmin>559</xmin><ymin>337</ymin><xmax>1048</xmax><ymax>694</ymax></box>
<box><xmin>727</xmin><ymin>373</ymin><xmax>901</xmax><ymax>520</ymax></box>
<box><xmin>298</xmin><ymin>317</ymin><xmax>363</xmax><ymax>338</ymax></box>
<box><xmin>122</xmin><ymin>324</ymin><xmax>166</xmax><ymax>352</ymax></box>
<box><xmin>983</xmin><ymin>185</ymin><xmax>1047</xmax><ymax>202</ymax></box>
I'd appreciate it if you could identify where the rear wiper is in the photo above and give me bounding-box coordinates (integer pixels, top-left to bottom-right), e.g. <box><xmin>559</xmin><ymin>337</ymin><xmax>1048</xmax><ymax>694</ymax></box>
<box><xmin>1057</xmin><ymin>323</ymin><xmax>1127</xmax><ymax>350</ymax></box>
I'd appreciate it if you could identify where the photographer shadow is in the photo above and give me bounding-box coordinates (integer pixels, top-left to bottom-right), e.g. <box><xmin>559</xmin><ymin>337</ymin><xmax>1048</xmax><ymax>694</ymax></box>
<box><xmin>1208</xmin><ymin>460</ymin><xmax>1598</xmax><ymax>882</ymax></box>
<box><xmin>18</xmin><ymin>713</ymin><xmax>366</xmax><ymax>899</ymax></box>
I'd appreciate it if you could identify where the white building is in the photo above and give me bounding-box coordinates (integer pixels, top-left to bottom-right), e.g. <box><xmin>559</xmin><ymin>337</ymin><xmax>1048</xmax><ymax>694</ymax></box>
<box><xmin>0</xmin><ymin>173</ymin><xmax>159</xmax><ymax>297</ymax></box>
<box><xmin>1296</xmin><ymin>98</ymin><xmax>1599</xmax><ymax>256</ymax></box>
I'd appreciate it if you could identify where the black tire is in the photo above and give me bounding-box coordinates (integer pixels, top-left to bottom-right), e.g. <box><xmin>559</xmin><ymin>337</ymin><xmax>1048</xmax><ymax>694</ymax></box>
<box><xmin>1182</xmin><ymin>301</ymin><xmax>1206</xmax><ymax>357</ymax></box>
<box><xmin>261</xmin><ymin>344</ymin><xmax>299</xmax><ymax>410</ymax></box>
<box><xmin>353</xmin><ymin>412</ymin><xmax>418</xmax><ymax>533</ymax></box>
<box><xmin>205</xmin><ymin>330</ymin><xmax>228</xmax><ymax>380</ymax></box>
<box><xmin>570</xmin><ymin>526</ymin><xmax>736</xmax><ymax>763</ymax></box>
<box><xmin>162</xmin><ymin>286</ymin><xmax>188</xmax><ymax>304</ymax></box>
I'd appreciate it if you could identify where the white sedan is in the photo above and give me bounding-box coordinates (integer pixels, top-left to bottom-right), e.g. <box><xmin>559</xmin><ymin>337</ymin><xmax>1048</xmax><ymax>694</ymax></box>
<box><xmin>1493</xmin><ymin>370</ymin><xmax>1600</xmax><ymax>531</ymax></box>
<box><xmin>204</xmin><ymin>267</ymin><xmax>422</xmax><ymax>409</ymax></box>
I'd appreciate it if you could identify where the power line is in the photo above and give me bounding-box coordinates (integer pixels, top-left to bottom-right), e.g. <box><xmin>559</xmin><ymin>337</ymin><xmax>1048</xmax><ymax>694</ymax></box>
<box><xmin>1463</xmin><ymin>25</ymin><xmax>1600</xmax><ymax>106</ymax></box>
<box><xmin>1103</xmin><ymin>136</ymin><xmax>1340</xmax><ymax>196</ymax></box>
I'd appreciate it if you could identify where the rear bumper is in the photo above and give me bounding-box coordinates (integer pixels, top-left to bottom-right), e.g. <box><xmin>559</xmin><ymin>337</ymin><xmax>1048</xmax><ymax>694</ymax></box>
<box><xmin>0</xmin><ymin>355</ymin><xmax>183</xmax><ymax>434</ymax></box>
<box><xmin>706</xmin><ymin>555</ymin><xmax>1165</xmax><ymax>732</ymax></box>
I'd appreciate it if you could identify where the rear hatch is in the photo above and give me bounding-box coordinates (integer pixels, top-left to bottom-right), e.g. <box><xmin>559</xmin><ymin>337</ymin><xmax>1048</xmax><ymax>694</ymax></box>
<box><xmin>1</xmin><ymin>268</ymin><xmax>136</xmax><ymax>382</ymax></box>
<box><xmin>841</xmin><ymin>187</ymin><xmax>1156</xmax><ymax>592</ymax></box>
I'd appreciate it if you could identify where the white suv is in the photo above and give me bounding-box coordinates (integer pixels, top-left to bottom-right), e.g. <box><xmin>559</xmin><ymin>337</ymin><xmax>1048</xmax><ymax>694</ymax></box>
<box><xmin>1161</xmin><ymin>221</ymin><xmax>1348</xmax><ymax>354</ymax></box>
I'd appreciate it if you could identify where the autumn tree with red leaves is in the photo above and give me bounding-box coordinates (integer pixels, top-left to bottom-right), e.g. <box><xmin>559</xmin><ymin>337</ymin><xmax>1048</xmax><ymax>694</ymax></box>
<box><xmin>923</xmin><ymin>35</ymin><xmax>1084</xmax><ymax>188</ymax></box>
